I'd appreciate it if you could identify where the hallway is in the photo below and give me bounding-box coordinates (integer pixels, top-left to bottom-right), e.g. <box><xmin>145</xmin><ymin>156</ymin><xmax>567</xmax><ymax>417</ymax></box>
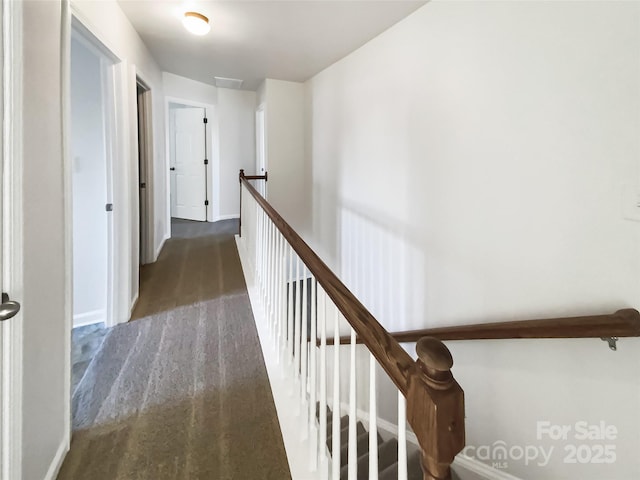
<box><xmin>58</xmin><ymin>219</ymin><xmax>291</xmax><ymax>480</ymax></box>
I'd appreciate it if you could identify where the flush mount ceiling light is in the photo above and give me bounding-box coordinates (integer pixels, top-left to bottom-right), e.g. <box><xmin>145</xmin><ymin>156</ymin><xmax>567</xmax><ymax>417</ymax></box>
<box><xmin>183</xmin><ymin>11</ymin><xmax>210</xmax><ymax>36</ymax></box>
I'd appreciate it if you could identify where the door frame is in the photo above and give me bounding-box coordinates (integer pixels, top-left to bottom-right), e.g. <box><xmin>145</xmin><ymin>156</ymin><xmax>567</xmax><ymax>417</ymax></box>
<box><xmin>1</xmin><ymin>0</ymin><xmax>24</xmax><ymax>477</ymax></box>
<box><xmin>135</xmin><ymin>78</ymin><xmax>154</xmax><ymax>266</ymax></box>
<box><xmin>255</xmin><ymin>104</ymin><xmax>267</xmax><ymax>197</ymax></box>
<box><xmin>69</xmin><ymin>17</ymin><xmax>118</xmax><ymax>330</ymax></box>
<box><xmin>164</xmin><ymin>96</ymin><xmax>216</xmax><ymax>223</ymax></box>
<box><xmin>68</xmin><ymin>5</ymin><xmax>131</xmax><ymax>328</ymax></box>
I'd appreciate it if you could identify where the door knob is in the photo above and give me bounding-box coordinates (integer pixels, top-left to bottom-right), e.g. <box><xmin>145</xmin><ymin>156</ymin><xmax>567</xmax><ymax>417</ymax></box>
<box><xmin>170</xmin><ymin>167</ymin><xmax>175</xmax><ymax>171</ymax></box>
<box><xmin>0</xmin><ymin>293</ymin><xmax>20</xmax><ymax>322</ymax></box>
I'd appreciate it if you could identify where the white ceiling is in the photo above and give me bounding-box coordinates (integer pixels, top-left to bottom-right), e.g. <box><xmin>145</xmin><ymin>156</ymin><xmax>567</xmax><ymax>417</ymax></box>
<box><xmin>118</xmin><ymin>0</ymin><xmax>426</xmax><ymax>90</ymax></box>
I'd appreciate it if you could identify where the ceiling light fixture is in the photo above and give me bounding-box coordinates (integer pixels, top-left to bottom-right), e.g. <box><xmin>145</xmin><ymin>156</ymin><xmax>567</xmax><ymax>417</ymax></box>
<box><xmin>183</xmin><ymin>12</ymin><xmax>210</xmax><ymax>36</ymax></box>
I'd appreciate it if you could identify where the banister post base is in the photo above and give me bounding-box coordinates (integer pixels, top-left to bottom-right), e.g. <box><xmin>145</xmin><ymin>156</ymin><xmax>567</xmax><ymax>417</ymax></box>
<box><xmin>406</xmin><ymin>337</ymin><xmax>465</xmax><ymax>480</ymax></box>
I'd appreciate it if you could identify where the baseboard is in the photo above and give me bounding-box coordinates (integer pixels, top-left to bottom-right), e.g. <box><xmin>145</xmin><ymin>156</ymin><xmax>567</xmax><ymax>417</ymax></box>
<box><xmin>73</xmin><ymin>309</ymin><xmax>106</xmax><ymax>327</ymax></box>
<box><xmin>154</xmin><ymin>231</ymin><xmax>170</xmax><ymax>262</ymax></box>
<box><xmin>130</xmin><ymin>291</ymin><xmax>139</xmax><ymax>318</ymax></box>
<box><xmin>43</xmin><ymin>434</ymin><xmax>69</xmax><ymax>480</ymax></box>
<box><xmin>453</xmin><ymin>454</ymin><xmax>523</xmax><ymax>480</ymax></box>
<box><xmin>216</xmin><ymin>214</ymin><xmax>240</xmax><ymax>221</ymax></box>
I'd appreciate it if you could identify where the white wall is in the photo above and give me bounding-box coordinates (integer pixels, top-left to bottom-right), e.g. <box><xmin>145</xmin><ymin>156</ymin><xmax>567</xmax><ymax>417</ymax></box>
<box><xmin>306</xmin><ymin>1</ymin><xmax>640</xmax><ymax>479</ymax></box>
<box><xmin>164</xmin><ymin>71</ymin><xmax>218</xmax><ymax>106</ymax></box>
<box><xmin>218</xmin><ymin>88</ymin><xmax>256</xmax><ymax>218</ymax></box>
<box><xmin>22</xmin><ymin>1</ymin><xmax>69</xmax><ymax>477</ymax></box>
<box><xmin>70</xmin><ymin>36</ymin><xmax>108</xmax><ymax>327</ymax></box>
<box><xmin>163</xmin><ymin>72</ymin><xmax>256</xmax><ymax>221</ymax></box>
<box><xmin>258</xmin><ymin>79</ymin><xmax>309</xmax><ymax>234</ymax></box>
<box><xmin>71</xmin><ymin>0</ymin><xmax>167</xmax><ymax>317</ymax></box>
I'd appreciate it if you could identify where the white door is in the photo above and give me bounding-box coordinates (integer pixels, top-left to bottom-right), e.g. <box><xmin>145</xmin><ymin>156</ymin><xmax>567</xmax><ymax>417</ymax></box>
<box><xmin>170</xmin><ymin>107</ymin><xmax>207</xmax><ymax>221</ymax></box>
<box><xmin>256</xmin><ymin>107</ymin><xmax>266</xmax><ymax>196</ymax></box>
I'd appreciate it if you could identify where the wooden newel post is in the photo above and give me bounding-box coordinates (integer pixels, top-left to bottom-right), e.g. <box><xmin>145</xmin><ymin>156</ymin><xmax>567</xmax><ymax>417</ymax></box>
<box><xmin>238</xmin><ymin>169</ymin><xmax>244</xmax><ymax>237</ymax></box>
<box><xmin>406</xmin><ymin>337</ymin><xmax>465</xmax><ymax>480</ymax></box>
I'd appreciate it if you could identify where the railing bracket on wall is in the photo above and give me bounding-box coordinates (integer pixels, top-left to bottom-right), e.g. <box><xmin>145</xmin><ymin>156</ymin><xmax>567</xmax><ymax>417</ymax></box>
<box><xmin>600</xmin><ymin>336</ymin><xmax>618</xmax><ymax>351</ymax></box>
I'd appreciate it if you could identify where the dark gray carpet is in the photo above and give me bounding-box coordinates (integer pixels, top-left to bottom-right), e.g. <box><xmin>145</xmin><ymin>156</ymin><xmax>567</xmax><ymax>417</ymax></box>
<box><xmin>71</xmin><ymin>322</ymin><xmax>108</xmax><ymax>394</ymax></box>
<box><xmin>58</xmin><ymin>219</ymin><xmax>291</xmax><ymax>480</ymax></box>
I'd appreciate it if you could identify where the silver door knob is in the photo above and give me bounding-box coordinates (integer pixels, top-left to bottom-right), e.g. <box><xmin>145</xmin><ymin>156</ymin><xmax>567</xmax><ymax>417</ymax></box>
<box><xmin>0</xmin><ymin>292</ymin><xmax>20</xmax><ymax>322</ymax></box>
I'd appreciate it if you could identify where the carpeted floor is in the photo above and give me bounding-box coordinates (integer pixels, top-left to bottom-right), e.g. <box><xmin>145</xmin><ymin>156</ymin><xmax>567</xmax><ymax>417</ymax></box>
<box><xmin>57</xmin><ymin>218</ymin><xmax>292</xmax><ymax>480</ymax></box>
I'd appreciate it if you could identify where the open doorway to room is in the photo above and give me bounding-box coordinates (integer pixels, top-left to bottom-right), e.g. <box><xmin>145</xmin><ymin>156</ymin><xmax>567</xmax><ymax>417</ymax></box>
<box><xmin>136</xmin><ymin>80</ymin><xmax>154</xmax><ymax>267</ymax></box>
<box><xmin>69</xmin><ymin>24</ymin><xmax>116</xmax><ymax>397</ymax></box>
<box><xmin>167</xmin><ymin>101</ymin><xmax>209</xmax><ymax>222</ymax></box>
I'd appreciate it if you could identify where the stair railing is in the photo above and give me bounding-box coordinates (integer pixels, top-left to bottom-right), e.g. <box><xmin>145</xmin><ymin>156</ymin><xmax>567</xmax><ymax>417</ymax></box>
<box><xmin>324</xmin><ymin>308</ymin><xmax>640</xmax><ymax>352</ymax></box>
<box><xmin>238</xmin><ymin>170</ymin><xmax>465</xmax><ymax>480</ymax></box>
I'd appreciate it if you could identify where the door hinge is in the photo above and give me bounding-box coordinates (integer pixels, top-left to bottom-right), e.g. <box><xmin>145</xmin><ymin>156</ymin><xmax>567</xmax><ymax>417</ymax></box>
<box><xmin>106</xmin><ymin>203</ymin><xmax>113</xmax><ymax>212</ymax></box>
<box><xmin>140</xmin><ymin>182</ymin><xmax>146</xmax><ymax>188</ymax></box>
<box><xmin>204</xmin><ymin>200</ymin><xmax>209</xmax><ymax>206</ymax></box>
<box><xmin>204</xmin><ymin>159</ymin><xmax>209</xmax><ymax>165</ymax></box>
<box><xmin>203</xmin><ymin>117</ymin><xmax>208</xmax><ymax>124</ymax></box>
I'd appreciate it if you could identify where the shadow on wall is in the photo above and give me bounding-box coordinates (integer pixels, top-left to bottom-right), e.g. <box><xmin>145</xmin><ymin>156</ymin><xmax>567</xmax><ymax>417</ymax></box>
<box><xmin>337</xmin><ymin>199</ymin><xmax>427</xmax><ymax>335</ymax></box>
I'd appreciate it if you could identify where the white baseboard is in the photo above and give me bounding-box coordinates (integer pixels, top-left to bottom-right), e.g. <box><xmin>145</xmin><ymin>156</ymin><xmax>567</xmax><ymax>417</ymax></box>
<box><xmin>73</xmin><ymin>309</ymin><xmax>106</xmax><ymax>328</ymax></box>
<box><xmin>215</xmin><ymin>214</ymin><xmax>240</xmax><ymax>221</ymax></box>
<box><xmin>130</xmin><ymin>291</ymin><xmax>139</xmax><ymax>318</ymax></box>
<box><xmin>43</xmin><ymin>434</ymin><xmax>69</xmax><ymax>480</ymax></box>
<box><xmin>453</xmin><ymin>454</ymin><xmax>523</xmax><ymax>480</ymax></box>
<box><xmin>154</xmin><ymin>231</ymin><xmax>170</xmax><ymax>261</ymax></box>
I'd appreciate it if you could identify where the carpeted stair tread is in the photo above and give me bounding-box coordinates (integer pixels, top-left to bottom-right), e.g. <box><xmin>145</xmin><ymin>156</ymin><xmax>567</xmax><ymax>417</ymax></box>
<box><xmin>344</xmin><ymin>437</ymin><xmax>399</xmax><ymax>480</ymax></box>
<box><xmin>339</xmin><ymin>436</ymin><xmax>395</xmax><ymax>480</ymax></box>
<box><xmin>320</xmin><ymin>407</ymin><xmax>431</xmax><ymax>480</ymax></box>
<box><xmin>338</xmin><ymin>430</ymin><xmax>382</xmax><ymax>468</ymax></box>
<box><xmin>328</xmin><ymin>420</ymin><xmax>366</xmax><ymax>449</ymax></box>
<box><xmin>325</xmin><ymin>413</ymin><xmax>350</xmax><ymax>440</ymax></box>
<box><xmin>378</xmin><ymin>449</ymin><xmax>423</xmax><ymax>480</ymax></box>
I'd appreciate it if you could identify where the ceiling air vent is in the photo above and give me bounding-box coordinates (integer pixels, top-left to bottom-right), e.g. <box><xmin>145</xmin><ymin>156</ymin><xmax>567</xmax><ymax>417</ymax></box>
<box><xmin>214</xmin><ymin>76</ymin><xmax>244</xmax><ymax>89</ymax></box>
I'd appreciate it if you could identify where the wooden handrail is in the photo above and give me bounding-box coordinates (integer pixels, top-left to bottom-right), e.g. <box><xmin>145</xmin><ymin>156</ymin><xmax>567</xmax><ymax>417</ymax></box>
<box><xmin>239</xmin><ymin>170</ymin><xmax>465</xmax><ymax>480</ymax></box>
<box><xmin>321</xmin><ymin>308</ymin><xmax>640</xmax><ymax>346</ymax></box>
<box><xmin>241</xmin><ymin>171</ymin><xmax>415</xmax><ymax>393</ymax></box>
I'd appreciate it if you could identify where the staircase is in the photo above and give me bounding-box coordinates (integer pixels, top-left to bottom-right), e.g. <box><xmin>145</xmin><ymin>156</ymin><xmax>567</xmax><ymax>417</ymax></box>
<box><xmin>320</xmin><ymin>407</ymin><xmax>460</xmax><ymax>480</ymax></box>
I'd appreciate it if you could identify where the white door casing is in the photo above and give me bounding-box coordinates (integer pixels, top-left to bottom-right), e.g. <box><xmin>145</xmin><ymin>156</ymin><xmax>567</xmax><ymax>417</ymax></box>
<box><xmin>256</xmin><ymin>106</ymin><xmax>266</xmax><ymax>197</ymax></box>
<box><xmin>170</xmin><ymin>107</ymin><xmax>206</xmax><ymax>221</ymax></box>
<box><xmin>1</xmin><ymin>0</ymin><xmax>23</xmax><ymax>477</ymax></box>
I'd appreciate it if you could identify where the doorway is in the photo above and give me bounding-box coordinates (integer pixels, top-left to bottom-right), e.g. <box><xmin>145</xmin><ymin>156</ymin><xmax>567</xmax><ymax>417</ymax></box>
<box><xmin>69</xmin><ymin>26</ymin><xmax>117</xmax><ymax>392</ymax></box>
<box><xmin>168</xmin><ymin>102</ymin><xmax>208</xmax><ymax>221</ymax></box>
<box><xmin>136</xmin><ymin>80</ymin><xmax>153</xmax><ymax>266</ymax></box>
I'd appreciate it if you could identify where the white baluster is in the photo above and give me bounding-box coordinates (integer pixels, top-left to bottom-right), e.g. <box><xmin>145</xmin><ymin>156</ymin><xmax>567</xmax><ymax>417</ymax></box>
<box><xmin>332</xmin><ymin>308</ymin><xmax>341</xmax><ymax>479</ymax></box>
<box><xmin>280</xmin><ymin>235</ymin><xmax>288</xmax><ymax>365</ymax></box>
<box><xmin>275</xmin><ymin>232</ymin><xmax>283</xmax><ymax>359</ymax></box>
<box><xmin>301</xmin><ymin>266</ymin><xmax>309</xmax><ymax>438</ymax></box>
<box><xmin>256</xmin><ymin>208</ymin><xmax>261</xmax><ymax>282</ymax></box>
<box><xmin>261</xmin><ymin>211</ymin><xmax>267</xmax><ymax>301</ymax></box>
<box><xmin>260</xmin><ymin>210</ymin><xmax>266</xmax><ymax>300</ymax></box>
<box><xmin>397</xmin><ymin>392</ymin><xmax>408</xmax><ymax>480</ymax></box>
<box><xmin>309</xmin><ymin>278</ymin><xmax>318</xmax><ymax>470</ymax></box>
<box><xmin>265</xmin><ymin>220</ymin><xmax>271</xmax><ymax>330</ymax></box>
<box><xmin>319</xmin><ymin>287</ymin><xmax>328</xmax><ymax>476</ymax></box>
<box><xmin>287</xmin><ymin>246</ymin><xmax>294</xmax><ymax>365</ymax></box>
<box><xmin>269</xmin><ymin>222</ymin><xmax>276</xmax><ymax>338</ymax></box>
<box><xmin>294</xmin><ymin>256</ymin><xmax>302</xmax><ymax>390</ymax></box>
<box><xmin>369</xmin><ymin>353</ymin><xmax>378</xmax><ymax>480</ymax></box>
<box><xmin>348</xmin><ymin>327</ymin><xmax>357</xmax><ymax>480</ymax></box>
